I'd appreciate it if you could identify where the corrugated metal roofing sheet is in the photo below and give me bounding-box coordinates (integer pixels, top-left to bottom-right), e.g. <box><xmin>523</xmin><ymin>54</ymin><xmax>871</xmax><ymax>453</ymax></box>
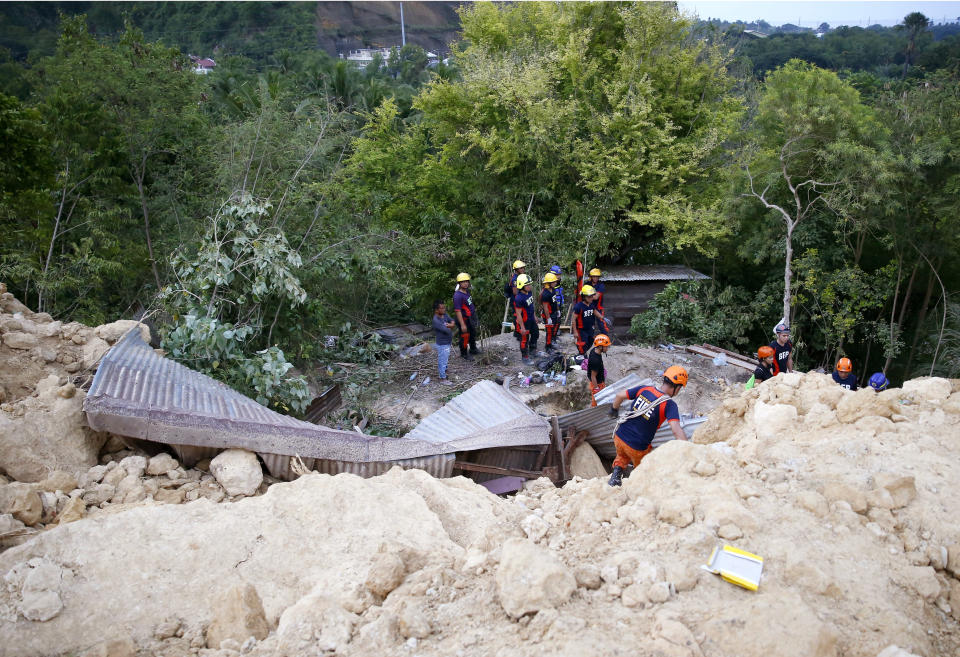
<box><xmin>558</xmin><ymin>373</ymin><xmax>705</xmax><ymax>459</ymax></box>
<box><xmin>600</xmin><ymin>265</ymin><xmax>710</xmax><ymax>282</ymax></box>
<box><xmin>85</xmin><ymin>332</ymin><xmax>551</xmax><ymax>467</ymax></box>
<box><xmin>402</xmin><ymin>379</ymin><xmax>551</xmax><ymax>450</ymax></box>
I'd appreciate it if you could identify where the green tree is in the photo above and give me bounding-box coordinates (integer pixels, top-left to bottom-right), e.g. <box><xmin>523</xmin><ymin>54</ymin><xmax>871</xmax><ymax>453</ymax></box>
<box><xmin>738</xmin><ymin>60</ymin><xmax>889</xmax><ymax>325</ymax></box>
<box><xmin>899</xmin><ymin>12</ymin><xmax>930</xmax><ymax>76</ymax></box>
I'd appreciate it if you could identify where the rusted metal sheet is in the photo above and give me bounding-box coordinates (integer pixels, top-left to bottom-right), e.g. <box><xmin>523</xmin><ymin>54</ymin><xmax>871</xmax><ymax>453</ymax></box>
<box><xmin>599</xmin><ymin>265</ymin><xmax>709</xmax><ymax>282</ymax></box>
<box><xmin>402</xmin><ymin>379</ymin><xmax>551</xmax><ymax>451</ymax></box>
<box><xmin>84</xmin><ymin>331</ymin><xmax>453</xmax><ymax>463</ymax></box>
<box><xmin>261</xmin><ymin>452</ymin><xmax>455</xmax><ymax>480</ymax></box>
<box><xmin>303</xmin><ymin>385</ymin><xmax>342</xmax><ymax>424</ymax></box>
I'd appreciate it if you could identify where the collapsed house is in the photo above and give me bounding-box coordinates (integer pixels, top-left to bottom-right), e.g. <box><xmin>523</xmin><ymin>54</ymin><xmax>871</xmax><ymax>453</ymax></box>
<box><xmin>83</xmin><ymin>329</ymin><xmax>703</xmax><ymax>492</ymax></box>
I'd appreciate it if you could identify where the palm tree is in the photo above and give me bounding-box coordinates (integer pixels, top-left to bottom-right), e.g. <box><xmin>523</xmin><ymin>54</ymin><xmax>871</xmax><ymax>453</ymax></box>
<box><xmin>900</xmin><ymin>12</ymin><xmax>930</xmax><ymax>76</ymax></box>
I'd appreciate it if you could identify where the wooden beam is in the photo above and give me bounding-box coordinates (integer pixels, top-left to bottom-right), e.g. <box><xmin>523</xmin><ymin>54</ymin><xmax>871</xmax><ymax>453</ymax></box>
<box><xmin>684</xmin><ymin>345</ymin><xmax>755</xmax><ymax>371</ymax></box>
<box><xmin>453</xmin><ymin>461</ymin><xmax>543</xmax><ymax>479</ymax></box>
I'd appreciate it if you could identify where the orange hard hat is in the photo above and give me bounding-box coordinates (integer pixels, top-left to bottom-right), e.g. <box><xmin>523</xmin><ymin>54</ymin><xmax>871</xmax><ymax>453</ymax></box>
<box><xmin>758</xmin><ymin>346</ymin><xmax>775</xmax><ymax>359</ymax></box>
<box><xmin>593</xmin><ymin>334</ymin><xmax>611</xmax><ymax>348</ymax></box>
<box><xmin>664</xmin><ymin>365</ymin><xmax>688</xmax><ymax>387</ymax></box>
<box><xmin>837</xmin><ymin>357</ymin><xmax>852</xmax><ymax>373</ymax></box>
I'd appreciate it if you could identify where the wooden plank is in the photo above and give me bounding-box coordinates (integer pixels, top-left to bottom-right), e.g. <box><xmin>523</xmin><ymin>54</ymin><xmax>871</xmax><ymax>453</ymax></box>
<box><xmin>453</xmin><ymin>461</ymin><xmax>544</xmax><ymax>479</ymax></box>
<box><xmin>551</xmin><ymin>415</ymin><xmax>566</xmax><ymax>480</ymax></box>
<box><xmin>702</xmin><ymin>343</ymin><xmax>755</xmax><ymax>363</ymax></box>
<box><xmin>684</xmin><ymin>345</ymin><xmax>756</xmax><ymax>371</ymax></box>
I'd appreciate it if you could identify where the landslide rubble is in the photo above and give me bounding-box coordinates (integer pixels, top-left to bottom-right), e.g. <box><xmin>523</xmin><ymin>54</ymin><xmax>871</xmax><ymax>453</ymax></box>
<box><xmin>0</xmin><ymin>371</ymin><xmax>957</xmax><ymax>656</ymax></box>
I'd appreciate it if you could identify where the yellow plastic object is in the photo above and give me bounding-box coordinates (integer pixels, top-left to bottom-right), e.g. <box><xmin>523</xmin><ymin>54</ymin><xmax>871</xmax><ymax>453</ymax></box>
<box><xmin>702</xmin><ymin>544</ymin><xmax>764</xmax><ymax>591</ymax></box>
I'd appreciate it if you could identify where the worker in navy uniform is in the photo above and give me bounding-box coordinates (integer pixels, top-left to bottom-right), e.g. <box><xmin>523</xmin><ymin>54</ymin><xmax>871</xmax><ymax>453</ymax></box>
<box><xmin>513</xmin><ymin>274</ymin><xmax>540</xmax><ymax>365</ymax></box>
<box><xmin>572</xmin><ymin>285</ymin><xmax>597</xmax><ymax>356</ymax></box>
<box><xmin>769</xmin><ymin>323</ymin><xmax>793</xmax><ymax>374</ymax></box>
<box><xmin>755</xmin><ymin>346</ymin><xmax>776</xmax><ymax>383</ymax></box>
<box><xmin>550</xmin><ymin>265</ymin><xmax>564</xmax><ymax>318</ymax></box>
<box><xmin>503</xmin><ymin>260</ymin><xmax>526</xmax><ymax>299</ymax></box>
<box><xmin>832</xmin><ymin>357</ymin><xmax>858</xmax><ymax>390</ymax></box>
<box><xmin>540</xmin><ymin>272</ymin><xmax>561</xmax><ymax>353</ymax></box>
<box><xmin>453</xmin><ymin>272</ymin><xmax>480</xmax><ymax>361</ymax></box>
<box><xmin>868</xmin><ymin>372</ymin><xmax>889</xmax><ymax>391</ymax></box>
<box><xmin>588</xmin><ymin>267</ymin><xmax>606</xmax><ymax>315</ymax></box>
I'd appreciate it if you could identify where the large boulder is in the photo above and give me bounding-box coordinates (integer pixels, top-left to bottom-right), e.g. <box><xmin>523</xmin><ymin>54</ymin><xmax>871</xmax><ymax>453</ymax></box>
<box><xmin>495</xmin><ymin>538</ymin><xmax>576</xmax><ymax>618</ymax></box>
<box><xmin>0</xmin><ymin>376</ymin><xmax>105</xmax><ymax>482</ymax></box>
<box><xmin>209</xmin><ymin>449</ymin><xmax>263</xmax><ymax>497</ymax></box>
<box><xmin>94</xmin><ymin>320</ymin><xmax>151</xmax><ymax>345</ymax></box>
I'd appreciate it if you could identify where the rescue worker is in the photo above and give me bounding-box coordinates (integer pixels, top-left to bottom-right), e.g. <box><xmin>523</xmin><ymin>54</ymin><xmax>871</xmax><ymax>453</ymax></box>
<box><xmin>572</xmin><ymin>284</ymin><xmax>597</xmax><ymax>356</ymax></box>
<box><xmin>550</xmin><ymin>265</ymin><xmax>565</xmax><ymax>318</ymax></box>
<box><xmin>540</xmin><ymin>272</ymin><xmax>561</xmax><ymax>353</ymax></box>
<box><xmin>606</xmin><ymin>366</ymin><xmax>689</xmax><ymax>486</ymax></box>
<box><xmin>453</xmin><ymin>273</ymin><xmax>480</xmax><ymax>361</ymax></box>
<box><xmin>588</xmin><ymin>334</ymin><xmax>610</xmax><ymax>407</ymax></box>
<box><xmin>833</xmin><ymin>357</ymin><xmax>858</xmax><ymax>390</ymax></box>
<box><xmin>769</xmin><ymin>323</ymin><xmax>793</xmax><ymax>374</ymax></box>
<box><xmin>503</xmin><ymin>260</ymin><xmax>526</xmax><ymax>299</ymax></box>
<box><xmin>513</xmin><ymin>274</ymin><xmax>540</xmax><ymax>365</ymax></box>
<box><xmin>588</xmin><ymin>268</ymin><xmax>606</xmax><ymax>315</ymax></box>
<box><xmin>868</xmin><ymin>372</ymin><xmax>889</xmax><ymax>391</ymax></box>
<box><xmin>755</xmin><ymin>346</ymin><xmax>776</xmax><ymax>383</ymax></box>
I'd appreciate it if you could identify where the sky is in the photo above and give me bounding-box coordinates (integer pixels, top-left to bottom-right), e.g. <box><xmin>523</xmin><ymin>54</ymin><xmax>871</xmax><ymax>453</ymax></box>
<box><xmin>676</xmin><ymin>1</ymin><xmax>960</xmax><ymax>27</ymax></box>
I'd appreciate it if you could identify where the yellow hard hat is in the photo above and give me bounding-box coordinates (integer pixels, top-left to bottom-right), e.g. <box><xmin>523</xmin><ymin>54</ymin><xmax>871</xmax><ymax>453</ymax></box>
<box><xmin>580</xmin><ymin>284</ymin><xmax>596</xmax><ymax>296</ymax></box>
<box><xmin>512</xmin><ymin>260</ymin><xmax>526</xmax><ymax>270</ymax></box>
<box><xmin>589</xmin><ymin>268</ymin><xmax>602</xmax><ymax>277</ymax></box>
<box><xmin>543</xmin><ymin>272</ymin><xmax>558</xmax><ymax>284</ymax></box>
<box><xmin>515</xmin><ymin>274</ymin><xmax>532</xmax><ymax>289</ymax></box>
<box><xmin>456</xmin><ymin>272</ymin><xmax>471</xmax><ymax>282</ymax></box>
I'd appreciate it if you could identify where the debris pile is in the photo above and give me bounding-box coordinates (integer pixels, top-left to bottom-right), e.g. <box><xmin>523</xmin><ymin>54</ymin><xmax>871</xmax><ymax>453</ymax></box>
<box><xmin>1</xmin><ymin>368</ymin><xmax>958</xmax><ymax>656</ymax></box>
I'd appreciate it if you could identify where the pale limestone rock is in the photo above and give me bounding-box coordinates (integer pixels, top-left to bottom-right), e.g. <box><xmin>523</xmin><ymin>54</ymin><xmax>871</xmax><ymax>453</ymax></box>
<box><xmin>21</xmin><ymin>590</ymin><xmax>63</xmax><ymax>622</ymax></box>
<box><xmin>39</xmin><ymin>470</ymin><xmax>78</xmax><ymax>493</ymax></box>
<box><xmin>56</xmin><ymin>497</ymin><xmax>85</xmax><ymax>524</ymax></box>
<box><xmin>521</xmin><ymin>513</ymin><xmax>549</xmax><ymax>542</ymax></box>
<box><xmin>81</xmin><ymin>637</ymin><xmax>136</xmax><ymax>657</ymax></box>
<box><xmin>866</xmin><ymin>488</ymin><xmax>896</xmax><ymax>510</ymax></box>
<box><xmin>657</xmin><ymin>497</ymin><xmax>694</xmax><ymax>528</ymax></box>
<box><xmin>0</xmin><ymin>512</ymin><xmax>25</xmax><ymax>533</ymax></box>
<box><xmin>95</xmin><ymin>320</ymin><xmax>151</xmax><ymax>345</ymax></box>
<box><xmin>567</xmin><ymin>442</ymin><xmax>608</xmax><ymax>479</ymax></box>
<box><xmin>1</xmin><ymin>483</ymin><xmax>43</xmax><ymax>526</ymax></box>
<box><xmin>753</xmin><ymin>401</ymin><xmax>798</xmax><ymax>439</ymax></box>
<box><xmin>396</xmin><ymin>600</ymin><xmax>432</xmax><ymax>639</ymax></box>
<box><xmin>692</xmin><ymin>460</ymin><xmax>717</xmax><ymax>477</ymax></box>
<box><xmin>3</xmin><ymin>331</ymin><xmax>39</xmax><ymax>350</ymax></box>
<box><xmin>153</xmin><ymin>618</ymin><xmax>181</xmax><ymax>640</ymax></box>
<box><xmin>210</xmin><ymin>449</ymin><xmax>263</xmax><ymax>497</ymax></box>
<box><xmin>646</xmin><ymin>581</ymin><xmax>673</xmax><ymax>604</ymax></box>
<box><xmin>902</xmin><ymin>377</ymin><xmax>952</xmax><ymax>403</ymax></box>
<box><xmin>876</xmin><ymin>646</ymin><xmax>922</xmax><ymax>657</ymax></box>
<box><xmin>496</xmin><ymin>538</ymin><xmax>576</xmax><ymax>619</ymax></box>
<box><xmin>616</xmin><ymin>496</ymin><xmax>657</xmax><ymax>528</ymax></box>
<box><xmin>83</xmin><ymin>483</ymin><xmax>115</xmax><ymax>506</ymax></box>
<box><xmin>873</xmin><ymin>474</ymin><xmax>916</xmax><ymax>509</ymax></box>
<box><xmin>205</xmin><ymin>583</ymin><xmax>269</xmax><ymax>648</ymax></box>
<box><xmin>0</xmin><ymin>375</ymin><xmax>105</xmax><ymax>482</ymax></box>
<box><xmin>364</xmin><ymin>551</ymin><xmax>406</xmax><ymax>598</ymax></box>
<box><xmin>574</xmin><ymin>564</ymin><xmax>601</xmax><ymax>590</ymax></box>
<box><xmin>905</xmin><ymin>566</ymin><xmax>940</xmax><ymax>602</ymax></box>
<box><xmin>147</xmin><ymin>453</ymin><xmax>179</xmax><ymax>476</ymax></box>
<box><xmin>274</xmin><ymin>590</ymin><xmax>356</xmax><ymax>656</ymax></box>
<box><xmin>822</xmin><ymin>482</ymin><xmax>867</xmax><ymax>514</ymax></box>
<box><xmin>155</xmin><ymin>488</ymin><xmax>186</xmax><ymax>505</ymax></box>
<box><xmin>620</xmin><ymin>582</ymin><xmax>646</xmax><ymax>608</ymax></box>
<box><xmin>81</xmin><ymin>336</ymin><xmax>111</xmax><ymax>369</ymax></box>
<box><xmin>717</xmin><ymin>523</ymin><xmax>743</xmax><ymax>540</ymax></box>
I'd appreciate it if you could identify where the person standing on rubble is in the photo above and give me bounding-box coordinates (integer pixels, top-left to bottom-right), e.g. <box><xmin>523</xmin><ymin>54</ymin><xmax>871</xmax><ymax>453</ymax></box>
<box><xmin>432</xmin><ymin>300</ymin><xmax>455</xmax><ymax>385</ymax></box>
<box><xmin>754</xmin><ymin>346</ymin><xmax>777</xmax><ymax>383</ymax></box>
<box><xmin>453</xmin><ymin>273</ymin><xmax>480</xmax><ymax>361</ymax></box>
<box><xmin>769</xmin><ymin>323</ymin><xmax>793</xmax><ymax>374</ymax></box>
<box><xmin>588</xmin><ymin>334</ymin><xmax>610</xmax><ymax>406</ymax></box>
<box><xmin>572</xmin><ymin>285</ymin><xmax>597</xmax><ymax>356</ymax></box>
<box><xmin>833</xmin><ymin>357</ymin><xmax>858</xmax><ymax>390</ymax></box>
<box><xmin>540</xmin><ymin>272</ymin><xmax>561</xmax><ymax>353</ymax></box>
<box><xmin>513</xmin><ymin>274</ymin><xmax>540</xmax><ymax>365</ymax></box>
<box><xmin>606</xmin><ymin>366</ymin><xmax>689</xmax><ymax>486</ymax></box>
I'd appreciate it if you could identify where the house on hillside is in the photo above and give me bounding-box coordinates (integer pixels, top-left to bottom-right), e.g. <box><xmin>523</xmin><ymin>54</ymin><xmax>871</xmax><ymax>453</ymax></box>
<box><xmin>595</xmin><ymin>265</ymin><xmax>709</xmax><ymax>338</ymax></box>
<box><xmin>342</xmin><ymin>47</ymin><xmax>393</xmax><ymax>69</ymax></box>
<box><xmin>190</xmin><ymin>56</ymin><xmax>216</xmax><ymax>74</ymax></box>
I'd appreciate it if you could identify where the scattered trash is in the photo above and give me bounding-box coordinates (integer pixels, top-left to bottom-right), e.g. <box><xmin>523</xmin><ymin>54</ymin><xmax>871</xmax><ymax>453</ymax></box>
<box><xmin>422</xmin><ymin>377</ymin><xmax>431</xmax><ymax>385</ymax></box>
<box><xmin>323</xmin><ymin>335</ymin><xmax>338</xmax><ymax>348</ymax></box>
<box><xmin>712</xmin><ymin>352</ymin><xmax>728</xmax><ymax>366</ymax></box>
<box><xmin>702</xmin><ymin>544</ymin><xmax>764</xmax><ymax>591</ymax></box>
<box><xmin>409</xmin><ymin>372</ymin><xmax>418</xmax><ymax>381</ymax></box>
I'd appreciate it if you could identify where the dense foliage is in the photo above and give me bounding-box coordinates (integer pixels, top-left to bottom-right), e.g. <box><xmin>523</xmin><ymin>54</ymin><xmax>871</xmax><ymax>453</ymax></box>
<box><xmin>1</xmin><ymin>2</ymin><xmax>958</xmax><ymax>413</ymax></box>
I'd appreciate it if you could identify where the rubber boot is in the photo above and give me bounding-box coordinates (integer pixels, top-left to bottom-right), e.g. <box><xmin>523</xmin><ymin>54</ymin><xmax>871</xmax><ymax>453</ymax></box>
<box><xmin>608</xmin><ymin>466</ymin><xmax>624</xmax><ymax>487</ymax></box>
<box><xmin>623</xmin><ymin>464</ymin><xmax>634</xmax><ymax>479</ymax></box>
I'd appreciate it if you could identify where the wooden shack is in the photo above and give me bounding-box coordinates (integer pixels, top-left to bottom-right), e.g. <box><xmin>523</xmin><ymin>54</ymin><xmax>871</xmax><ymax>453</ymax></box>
<box><xmin>598</xmin><ymin>265</ymin><xmax>709</xmax><ymax>339</ymax></box>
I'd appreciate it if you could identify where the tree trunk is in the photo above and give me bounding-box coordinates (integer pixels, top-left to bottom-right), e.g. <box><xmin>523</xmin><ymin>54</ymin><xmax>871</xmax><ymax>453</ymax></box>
<box><xmin>137</xmin><ymin>176</ymin><xmax>162</xmax><ymax>291</ymax></box>
<box><xmin>782</xmin><ymin>223</ymin><xmax>794</xmax><ymax>323</ymax></box>
<box><xmin>905</xmin><ymin>270</ymin><xmax>935</xmax><ymax>373</ymax></box>
<box><xmin>885</xmin><ymin>262</ymin><xmax>917</xmax><ymax>371</ymax></box>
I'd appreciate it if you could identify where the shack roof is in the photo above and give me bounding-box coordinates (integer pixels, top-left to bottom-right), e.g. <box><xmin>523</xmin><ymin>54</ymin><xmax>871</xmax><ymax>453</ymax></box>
<box><xmin>599</xmin><ymin>265</ymin><xmax>709</xmax><ymax>282</ymax></box>
<box><xmin>84</xmin><ymin>331</ymin><xmax>549</xmax><ymax>464</ymax></box>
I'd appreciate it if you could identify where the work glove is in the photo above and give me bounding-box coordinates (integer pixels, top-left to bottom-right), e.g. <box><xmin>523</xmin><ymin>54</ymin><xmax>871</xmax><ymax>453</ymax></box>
<box><xmin>608</xmin><ymin>406</ymin><xmax>619</xmax><ymax>418</ymax></box>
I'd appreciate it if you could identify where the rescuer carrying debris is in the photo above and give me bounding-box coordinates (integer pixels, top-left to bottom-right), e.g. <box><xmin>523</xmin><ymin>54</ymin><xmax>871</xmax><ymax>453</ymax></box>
<box><xmin>540</xmin><ymin>272</ymin><xmax>561</xmax><ymax>353</ymax></box>
<box><xmin>572</xmin><ymin>284</ymin><xmax>598</xmax><ymax>356</ymax></box>
<box><xmin>588</xmin><ymin>334</ymin><xmax>610</xmax><ymax>406</ymax></box>
<box><xmin>453</xmin><ymin>272</ymin><xmax>480</xmax><ymax>361</ymax></box>
<box><xmin>769</xmin><ymin>323</ymin><xmax>793</xmax><ymax>374</ymax></box>
<box><xmin>606</xmin><ymin>365</ymin><xmax>688</xmax><ymax>487</ymax></box>
<box><xmin>513</xmin><ymin>274</ymin><xmax>540</xmax><ymax>365</ymax></box>
<box><xmin>833</xmin><ymin>357</ymin><xmax>858</xmax><ymax>390</ymax></box>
